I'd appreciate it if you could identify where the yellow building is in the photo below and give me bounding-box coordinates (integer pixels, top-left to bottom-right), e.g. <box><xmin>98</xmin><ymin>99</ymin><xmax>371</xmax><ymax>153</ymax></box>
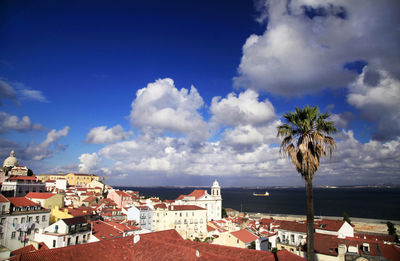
<box><xmin>37</xmin><ymin>173</ymin><xmax>67</xmax><ymax>182</ymax></box>
<box><xmin>65</xmin><ymin>173</ymin><xmax>100</xmax><ymax>186</ymax></box>
<box><xmin>213</xmin><ymin>229</ymin><xmax>258</xmax><ymax>249</ymax></box>
<box><xmin>25</xmin><ymin>192</ymin><xmax>64</xmax><ymax>210</ymax></box>
<box><xmin>37</xmin><ymin>173</ymin><xmax>100</xmax><ymax>186</ymax></box>
<box><xmin>50</xmin><ymin>206</ymin><xmax>73</xmax><ymax>223</ymax></box>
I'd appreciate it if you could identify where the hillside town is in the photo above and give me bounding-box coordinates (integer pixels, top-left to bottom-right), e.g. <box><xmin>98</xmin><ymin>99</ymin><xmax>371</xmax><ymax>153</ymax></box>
<box><xmin>0</xmin><ymin>151</ymin><xmax>398</xmax><ymax>261</ymax></box>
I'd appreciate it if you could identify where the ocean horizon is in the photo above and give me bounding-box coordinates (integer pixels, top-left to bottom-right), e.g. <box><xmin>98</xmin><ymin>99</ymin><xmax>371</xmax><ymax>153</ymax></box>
<box><xmin>115</xmin><ymin>186</ymin><xmax>400</xmax><ymax>221</ymax></box>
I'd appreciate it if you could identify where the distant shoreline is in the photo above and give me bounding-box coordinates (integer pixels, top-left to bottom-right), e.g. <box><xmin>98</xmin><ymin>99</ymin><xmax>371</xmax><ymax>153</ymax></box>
<box><xmin>114</xmin><ymin>185</ymin><xmax>400</xmax><ymax>189</ymax></box>
<box><xmin>246</xmin><ymin>212</ymin><xmax>400</xmax><ymax>224</ymax></box>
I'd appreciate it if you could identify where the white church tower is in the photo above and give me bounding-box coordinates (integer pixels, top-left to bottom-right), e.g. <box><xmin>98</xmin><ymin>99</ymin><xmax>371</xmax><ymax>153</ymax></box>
<box><xmin>211</xmin><ymin>180</ymin><xmax>222</xmax><ymax>220</ymax></box>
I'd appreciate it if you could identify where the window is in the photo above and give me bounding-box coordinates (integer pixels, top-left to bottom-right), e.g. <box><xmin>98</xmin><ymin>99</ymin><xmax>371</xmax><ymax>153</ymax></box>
<box><xmin>42</xmin><ymin>215</ymin><xmax>46</xmax><ymax>222</ymax></box>
<box><xmin>35</xmin><ymin>216</ymin><xmax>39</xmax><ymax>223</ymax></box>
<box><xmin>0</xmin><ymin>218</ymin><xmax>5</xmax><ymax>225</ymax></box>
<box><xmin>11</xmin><ymin>232</ymin><xmax>16</xmax><ymax>239</ymax></box>
<box><xmin>13</xmin><ymin>218</ymin><xmax>17</xmax><ymax>226</ymax></box>
<box><xmin>28</xmin><ymin>217</ymin><xmax>33</xmax><ymax>222</ymax></box>
<box><xmin>21</xmin><ymin>217</ymin><xmax>25</xmax><ymax>223</ymax></box>
<box><xmin>53</xmin><ymin>240</ymin><xmax>56</xmax><ymax>248</ymax></box>
<box><xmin>0</xmin><ymin>233</ymin><xmax>3</xmax><ymax>239</ymax></box>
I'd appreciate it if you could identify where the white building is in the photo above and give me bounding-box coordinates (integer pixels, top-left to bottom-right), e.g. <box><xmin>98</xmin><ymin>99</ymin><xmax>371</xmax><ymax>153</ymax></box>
<box><xmin>1</xmin><ymin>197</ymin><xmax>50</xmax><ymax>251</ymax></box>
<box><xmin>175</xmin><ymin>180</ymin><xmax>222</xmax><ymax>221</ymax></box>
<box><xmin>123</xmin><ymin>205</ymin><xmax>153</xmax><ymax>231</ymax></box>
<box><xmin>1</xmin><ymin>176</ymin><xmax>46</xmax><ymax>197</ymax></box>
<box><xmin>34</xmin><ymin>216</ymin><xmax>92</xmax><ymax>249</ymax></box>
<box><xmin>152</xmin><ymin>204</ymin><xmax>208</xmax><ymax>240</ymax></box>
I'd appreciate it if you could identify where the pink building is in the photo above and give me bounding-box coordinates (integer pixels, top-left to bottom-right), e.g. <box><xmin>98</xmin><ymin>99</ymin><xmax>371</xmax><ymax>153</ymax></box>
<box><xmin>107</xmin><ymin>190</ymin><xmax>133</xmax><ymax>209</ymax></box>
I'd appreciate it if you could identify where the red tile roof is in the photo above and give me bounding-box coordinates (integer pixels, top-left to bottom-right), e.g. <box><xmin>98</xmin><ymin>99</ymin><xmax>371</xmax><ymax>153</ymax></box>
<box><xmin>153</xmin><ymin>203</ymin><xmax>167</xmax><ymax>209</ymax></box>
<box><xmin>115</xmin><ymin>190</ymin><xmax>130</xmax><ymax>198</ymax></box>
<box><xmin>7</xmin><ymin>176</ymin><xmax>37</xmax><ymax>181</ymax></box>
<box><xmin>169</xmin><ymin>205</ymin><xmax>206</xmax><ymax>211</ymax></box>
<box><xmin>10</xmin><ymin>244</ymin><xmax>36</xmax><ymax>256</ymax></box>
<box><xmin>10</xmin><ymin>229</ymin><xmax>304</xmax><ymax>261</ymax></box>
<box><xmin>82</xmin><ymin>196</ymin><xmax>96</xmax><ymax>202</ymax></box>
<box><xmin>277</xmin><ymin>220</ymin><xmax>307</xmax><ymax>233</ymax></box>
<box><xmin>8</xmin><ymin>197</ymin><xmax>40</xmax><ymax>207</ymax></box>
<box><xmin>380</xmin><ymin>243</ymin><xmax>400</xmax><ymax>261</ymax></box>
<box><xmin>207</xmin><ymin>225</ymin><xmax>216</xmax><ymax>232</ymax></box>
<box><xmin>177</xmin><ymin>189</ymin><xmax>207</xmax><ymax>200</ymax></box>
<box><xmin>230</xmin><ymin>229</ymin><xmax>258</xmax><ymax>244</ymax></box>
<box><xmin>0</xmin><ymin>193</ymin><xmax>9</xmax><ymax>203</ymax></box>
<box><xmin>25</xmin><ymin>192</ymin><xmax>55</xmax><ymax>200</ymax></box>
<box><xmin>90</xmin><ymin>220</ymin><xmax>124</xmax><ymax>240</ymax></box>
<box><xmin>315</xmin><ymin>219</ymin><xmax>345</xmax><ymax>231</ymax></box>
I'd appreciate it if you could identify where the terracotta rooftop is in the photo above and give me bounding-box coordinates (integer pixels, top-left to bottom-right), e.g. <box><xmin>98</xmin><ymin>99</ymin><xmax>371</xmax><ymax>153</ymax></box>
<box><xmin>7</xmin><ymin>176</ymin><xmax>37</xmax><ymax>181</ymax></box>
<box><xmin>8</xmin><ymin>197</ymin><xmax>40</xmax><ymax>207</ymax></box>
<box><xmin>177</xmin><ymin>189</ymin><xmax>207</xmax><ymax>200</ymax></box>
<box><xmin>230</xmin><ymin>229</ymin><xmax>258</xmax><ymax>244</ymax></box>
<box><xmin>10</xmin><ymin>244</ymin><xmax>36</xmax><ymax>256</ymax></box>
<box><xmin>277</xmin><ymin>220</ymin><xmax>307</xmax><ymax>233</ymax></box>
<box><xmin>90</xmin><ymin>220</ymin><xmax>125</xmax><ymax>240</ymax></box>
<box><xmin>115</xmin><ymin>190</ymin><xmax>131</xmax><ymax>197</ymax></box>
<box><xmin>153</xmin><ymin>203</ymin><xmax>167</xmax><ymax>209</ymax></box>
<box><xmin>26</xmin><ymin>192</ymin><xmax>56</xmax><ymax>200</ymax></box>
<box><xmin>0</xmin><ymin>193</ymin><xmax>9</xmax><ymax>203</ymax></box>
<box><xmin>315</xmin><ymin>219</ymin><xmax>346</xmax><ymax>231</ymax></box>
<box><xmin>9</xmin><ymin>229</ymin><xmax>304</xmax><ymax>261</ymax></box>
<box><xmin>169</xmin><ymin>205</ymin><xmax>206</xmax><ymax>211</ymax></box>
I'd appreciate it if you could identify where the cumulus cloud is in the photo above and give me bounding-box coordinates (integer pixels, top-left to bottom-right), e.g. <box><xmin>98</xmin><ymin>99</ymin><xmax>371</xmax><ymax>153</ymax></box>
<box><xmin>0</xmin><ymin>112</ymin><xmax>43</xmax><ymax>134</ymax></box>
<box><xmin>130</xmin><ymin>78</ymin><xmax>208</xmax><ymax>142</ymax></box>
<box><xmin>347</xmin><ymin>67</ymin><xmax>400</xmax><ymax>140</ymax></box>
<box><xmin>316</xmin><ymin>130</ymin><xmax>400</xmax><ymax>185</ymax></box>
<box><xmin>234</xmin><ymin>0</ymin><xmax>400</xmax><ymax>96</ymax></box>
<box><xmin>78</xmin><ymin>152</ymin><xmax>100</xmax><ymax>173</ymax></box>
<box><xmin>86</xmin><ymin>125</ymin><xmax>132</xmax><ymax>144</ymax></box>
<box><xmin>25</xmin><ymin>126</ymin><xmax>70</xmax><ymax>160</ymax></box>
<box><xmin>329</xmin><ymin>112</ymin><xmax>353</xmax><ymax>129</ymax></box>
<box><xmin>210</xmin><ymin>89</ymin><xmax>276</xmax><ymax>127</ymax></box>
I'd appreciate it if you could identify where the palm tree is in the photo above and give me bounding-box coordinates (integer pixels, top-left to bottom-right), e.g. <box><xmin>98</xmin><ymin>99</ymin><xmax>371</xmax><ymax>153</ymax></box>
<box><xmin>277</xmin><ymin>106</ymin><xmax>337</xmax><ymax>261</ymax></box>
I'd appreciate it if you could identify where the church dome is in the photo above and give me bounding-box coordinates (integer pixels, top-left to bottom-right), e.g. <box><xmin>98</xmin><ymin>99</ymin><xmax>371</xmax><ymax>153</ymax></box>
<box><xmin>3</xmin><ymin>150</ymin><xmax>19</xmax><ymax>168</ymax></box>
<box><xmin>212</xmin><ymin>180</ymin><xmax>220</xmax><ymax>187</ymax></box>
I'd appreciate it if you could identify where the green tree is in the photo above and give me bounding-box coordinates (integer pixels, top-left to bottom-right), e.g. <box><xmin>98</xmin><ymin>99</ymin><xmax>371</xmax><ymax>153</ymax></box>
<box><xmin>222</xmin><ymin>207</ymin><xmax>228</xmax><ymax>218</ymax></box>
<box><xmin>247</xmin><ymin>241</ymin><xmax>256</xmax><ymax>249</ymax></box>
<box><xmin>277</xmin><ymin>106</ymin><xmax>337</xmax><ymax>261</ymax></box>
<box><xmin>343</xmin><ymin>212</ymin><xmax>352</xmax><ymax>225</ymax></box>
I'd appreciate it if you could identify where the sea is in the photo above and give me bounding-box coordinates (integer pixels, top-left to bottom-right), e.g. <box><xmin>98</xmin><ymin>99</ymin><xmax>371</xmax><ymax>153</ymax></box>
<box><xmin>115</xmin><ymin>186</ymin><xmax>400</xmax><ymax>221</ymax></box>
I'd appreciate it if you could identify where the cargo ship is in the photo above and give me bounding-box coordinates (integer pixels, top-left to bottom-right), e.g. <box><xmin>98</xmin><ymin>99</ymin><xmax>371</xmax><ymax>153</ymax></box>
<box><xmin>253</xmin><ymin>192</ymin><xmax>269</xmax><ymax>196</ymax></box>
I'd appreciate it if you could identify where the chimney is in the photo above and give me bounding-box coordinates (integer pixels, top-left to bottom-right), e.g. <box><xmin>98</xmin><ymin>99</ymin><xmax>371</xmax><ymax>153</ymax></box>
<box><xmin>133</xmin><ymin>234</ymin><xmax>140</xmax><ymax>244</ymax></box>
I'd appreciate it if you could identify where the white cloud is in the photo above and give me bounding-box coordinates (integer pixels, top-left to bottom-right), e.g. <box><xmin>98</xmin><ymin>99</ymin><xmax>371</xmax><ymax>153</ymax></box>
<box><xmin>130</xmin><ymin>78</ymin><xmax>208</xmax><ymax>142</ymax></box>
<box><xmin>0</xmin><ymin>112</ymin><xmax>43</xmax><ymax>134</ymax></box>
<box><xmin>316</xmin><ymin>130</ymin><xmax>400</xmax><ymax>184</ymax></box>
<box><xmin>210</xmin><ymin>89</ymin><xmax>276</xmax><ymax>127</ymax></box>
<box><xmin>19</xmin><ymin>89</ymin><xmax>48</xmax><ymax>103</ymax></box>
<box><xmin>25</xmin><ymin>126</ymin><xmax>70</xmax><ymax>160</ymax></box>
<box><xmin>329</xmin><ymin>112</ymin><xmax>353</xmax><ymax>129</ymax></box>
<box><xmin>78</xmin><ymin>153</ymin><xmax>100</xmax><ymax>173</ymax></box>
<box><xmin>0</xmin><ymin>79</ymin><xmax>16</xmax><ymax>105</ymax></box>
<box><xmin>234</xmin><ymin>0</ymin><xmax>400</xmax><ymax>96</ymax></box>
<box><xmin>0</xmin><ymin>78</ymin><xmax>48</xmax><ymax>104</ymax></box>
<box><xmin>347</xmin><ymin>67</ymin><xmax>400</xmax><ymax>140</ymax></box>
<box><xmin>86</xmin><ymin>125</ymin><xmax>132</xmax><ymax>144</ymax></box>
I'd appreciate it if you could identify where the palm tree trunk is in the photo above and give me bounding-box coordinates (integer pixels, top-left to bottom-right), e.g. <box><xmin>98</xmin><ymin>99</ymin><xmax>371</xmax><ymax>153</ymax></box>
<box><xmin>305</xmin><ymin>177</ymin><xmax>314</xmax><ymax>261</ymax></box>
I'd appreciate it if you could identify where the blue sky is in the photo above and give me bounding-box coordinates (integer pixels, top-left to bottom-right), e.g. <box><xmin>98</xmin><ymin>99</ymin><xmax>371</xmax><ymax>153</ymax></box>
<box><xmin>1</xmin><ymin>0</ymin><xmax>399</xmax><ymax>187</ymax></box>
